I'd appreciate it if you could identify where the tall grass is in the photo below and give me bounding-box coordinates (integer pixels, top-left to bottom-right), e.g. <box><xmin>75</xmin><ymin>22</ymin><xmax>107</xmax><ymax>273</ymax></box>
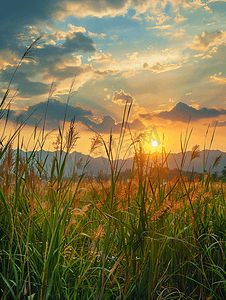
<box><xmin>1</xmin><ymin>39</ymin><xmax>226</xmax><ymax>300</ymax></box>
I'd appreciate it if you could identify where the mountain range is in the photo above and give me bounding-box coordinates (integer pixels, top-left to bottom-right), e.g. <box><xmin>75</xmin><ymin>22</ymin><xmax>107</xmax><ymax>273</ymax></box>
<box><xmin>17</xmin><ymin>148</ymin><xmax>226</xmax><ymax>177</ymax></box>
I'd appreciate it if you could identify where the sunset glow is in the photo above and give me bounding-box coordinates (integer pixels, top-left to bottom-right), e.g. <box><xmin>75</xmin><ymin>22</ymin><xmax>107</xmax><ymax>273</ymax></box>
<box><xmin>152</xmin><ymin>140</ymin><xmax>158</xmax><ymax>147</ymax></box>
<box><xmin>1</xmin><ymin>0</ymin><xmax>226</xmax><ymax>155</ymax></box>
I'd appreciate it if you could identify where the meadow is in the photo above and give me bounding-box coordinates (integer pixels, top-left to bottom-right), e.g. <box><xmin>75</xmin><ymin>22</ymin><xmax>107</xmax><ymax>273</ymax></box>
<box><xmin>1</xmin><ymin>38</ymin><xmax>226</xmax><ymax>300</ymax></box>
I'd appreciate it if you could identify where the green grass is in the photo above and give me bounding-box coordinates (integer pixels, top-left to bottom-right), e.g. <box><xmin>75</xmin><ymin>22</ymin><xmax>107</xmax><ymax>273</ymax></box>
<box><xmin>1</xmin><ymin>38</ymin><xmax>226</xmax><ymax>300</ymax></box>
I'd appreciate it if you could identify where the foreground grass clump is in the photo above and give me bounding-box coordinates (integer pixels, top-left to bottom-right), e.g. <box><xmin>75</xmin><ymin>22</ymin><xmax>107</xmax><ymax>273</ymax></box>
<box><xmin>1</xmin><ymin>142</ymin><xmax>226</xmax><ymax>300</ymax></box>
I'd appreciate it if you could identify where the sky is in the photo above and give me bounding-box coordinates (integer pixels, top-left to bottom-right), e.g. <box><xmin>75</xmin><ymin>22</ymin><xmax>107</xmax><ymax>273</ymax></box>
<box><xmin>1</xmin><ymin>0</ymin><xmax>226</xmax><ymax>156</ymax></box>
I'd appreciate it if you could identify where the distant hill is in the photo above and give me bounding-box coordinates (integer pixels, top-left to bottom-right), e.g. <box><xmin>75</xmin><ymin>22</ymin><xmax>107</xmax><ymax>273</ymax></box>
<box><xmin>166</xmin><ymin>149</ymin><xmax>226</xmax><ymax>175</ymax></box>
<box><xmin>16</xmin><ymin>149</ymin><xmax>226</xmax><ymax>177</ymax></box>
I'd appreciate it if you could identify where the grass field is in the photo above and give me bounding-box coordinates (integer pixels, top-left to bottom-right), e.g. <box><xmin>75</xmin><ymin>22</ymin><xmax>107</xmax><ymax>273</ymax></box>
<box><xmin>1</xmin><ymin>38</ymin><xmax>226</xmax><ymax>300</ymax></box>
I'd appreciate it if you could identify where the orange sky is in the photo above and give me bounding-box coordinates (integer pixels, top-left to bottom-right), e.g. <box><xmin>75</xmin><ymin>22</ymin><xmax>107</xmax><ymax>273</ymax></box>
<box><xmin>1</xmin><ymin>0</ymin><xmax>226</xmax><ymax>156</ymax></box>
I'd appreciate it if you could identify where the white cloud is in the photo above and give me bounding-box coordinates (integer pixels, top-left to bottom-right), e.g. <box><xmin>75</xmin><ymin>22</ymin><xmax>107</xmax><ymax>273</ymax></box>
<box><xmin>104</xmin><ymin>94</ymin><xmax>111</xmax><ymax>100</ymax></box>
<box><xmin>210</xmin><ymin>73</ymin><xmax>226</xmax><ymax>84</ymax></box>
<box><xmin>209</xmin><ymin>46</ymin><xmax>218</xmax><ymax>53</ymax></box>
<box><xmin>174</xmin><ymin>13</ymin><xmax>187</xmax><ymax>23</ymax></box>
<box><xmin>112</xmin><ymin>89</ymin><xmax>135</xmax><ymax>106</ymax></box>
<box><xmin>87</xmin><ymin>52</ymin><xmax>115</xmax><ymax>63</ymax></box>
<box><xmin>170</xmin><ymin>29</ymin><xmax>187</xmax><ymax>40</ymax></box>
<box><xmin>122</xmin><ymin>69</ymin><xmax>140</xmax><ymax>78</ymax></box>
<box><xmin>188</xmin><ymin>30</ymin><xmax>226</xmax><ymax>51</ymax></box>
<box><xmin>201</xmin><ymin>54</ymin><xmax>212</xmax><ymax>59</ymax></box>
<box><xmin>110</xmin><ymin>35</ymin><xmax>118</xmax><ymax>40</ymax></box>
<box><xmin>132</xmin><ymin>14</ymin><xmax>143</xmax><ymax>21</ymax></box>
<box><xmin>193</xmin><ymin>53</ymin><xmax>204</xmax><ymax>57</ymax></box>
<box><xmin>49</xmin><ymin>24</ymin><xmax>86</xmax><ymax>40</ymax></box>
<box><xmin>156</xmin><ymin>14</ymin><xmax>171</xmax><ymax>25</ymax></box>
<box><xmin>127</xmin><ymin>52</ymin><xmax>139</xmax><ymax>61</ymax></box>
<box><xmin>149</xmin><ymin>25</ymin><xmax>172</xmax><ymax>30</ymax></box>
<box><xmin>68</xmin><ymin>24</ymin><xmax>86</xmax><ymax>33</ymax></box>
<box><xmin>143</xmin><ymin>61</ymin><xmax>182</xmax><ymax>73</ymax></box>
<box><xmin>88</xmin><ymin>32</ymin><xmax>106</xmax><ymax>39</ymax></box>
<box><xmin>145</xmin><ymin>15</ymin><xmax>154</xmax><ymax>21</ymax></box>
<box><xmin>162</xmin><ymin>48</ymin><xmax>170</xmax><ymax>52</ymax></box>
<box><xmin>203</xmin><ymin>6</ymin><xmax>212</xmax><ymax>13</ymax></box>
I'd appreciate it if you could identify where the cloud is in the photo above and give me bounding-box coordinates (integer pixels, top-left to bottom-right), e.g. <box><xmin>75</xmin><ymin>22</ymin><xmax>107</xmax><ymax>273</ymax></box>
<box><xmin>188</xmin><ymin>30</ymin><xmax>226</xmax><ymax>51</ymax></box>
<box><xmin>55</xmin><ymin>0</ymin><xmax>209</xmax><ymax>20</ymax></box>
<box><xmin>152</xmin><ymin>102</ymin><xmax>226</xmax><ymax>122</ymax></box>
<box><xmin>110</xmin><ymin>35</ymin><xmax>118</xmax><ymax>40</ymax></box>
<box><xmin>24</xmin><ymin>33</ymin><xmax>95</xmax><ymax>61</ymax></box>
<box><xmin>0</xmin><ymin>70</ymin><xmax>50</xmax><ymax>97</ymax></box>
<box><xmin>3</xmin><ymin>98</ymin><xmax>94</xmax><ymax>129</ymax></box>
<box><xmin>142</xmin><ymin>61</ymin><xmax>182</xmax><ymax>73</ymax></box>
<box><xmin>49</xmin><ymin>24</ymin><xmax>86</xmax><ymax>40</ymax></box>
<box><xmin>93</xmin><ymin>69</ymin><xmax>120</xmax><ymax>76</ymax></box>
<box><xmin>84</xmin><ymin>114</ymin><xmax>145</xmax><ymax>133</ymax></box>
<box><xmin>0</xmin><ymin>0</ymin><xmax>59</xmax><ymax>51</ymax></box>
<box><xmin>201</xmin><ymin>54</ymin><xmax>212</xmax><ymax>59</ymax></box>
<box><xmin>121</xmin><ymin>69</ymin><xmax>140</xmax><ymax>78</ymax></box>
<box><xmin>0</xmin><ymin>50</ymin><xmax>20</xmax><ymax>70</ymax></box>
<box><xmin>193</xmin><ymin>53</ymin><xmax>204</xmax><ymax>57</ymax></box>
<box><xmin>145</xmin><ymin>15</ymin><xmax>155</xmax><ymax>21</ymax></box>
<box><xmin>112</xmin><ymin>90</ymin><xmax>135</xmax><ymax>106</ymax></box>
<box><xmin>4</xmin><ymin>97</ymin><xmax>146</xmax><ymax>133</ymax></box>
<box><xmin>87</xmin><ymin>52</ymin><xmax>115</xmax><ymax>63</ymax></box>
<box><xmin>0</xmin><ymin>31</ymin><xmax>98</xmax><ymax>97</ymax></box>
<box><xmin>56</xmin><ymin>0</ymin><xmax>130</xmax><ymax>19</ymax></box>
<box><xmin>62</xmin><ymin>32</ymin><xmax>96</xmax><ymax>53</ymax></box>
<box><xmin>44</xmin><ymin>64</ymin><xmax>93</xmax><ymax>81</ymax></box>
<box><xmin>131</xmin><ymin>14</ymin><xmax>143</xmax><ymax>21</ymax></box>
<box><xmin>210</xmin><ymin>120</ymin><xmax>226</xmax><ymax>127</ymax></box>
<box><xmin>156</xmin><ymin>14</ymin><xmax>171</xmax><ymax>25</ymax></box>
<box><xmin>126</xmin><ymin>52</ymin><xmax>139</xmax><ymax>61</ymax></box>
<box><xmin>0</xmin><ymin>0</ymin><xmax>214</xmax><ymax>55</ymax></box>
<box><xmin>170</xmin><ymin>29</ymin><xmax>187</xmax><ymax>41</ymax></box>
<box><xmin>203</xmin><ymin>6</ymin><xmax>212</xmax><ymax>13</ymax></box>
<box><xmin>174</xmin><ymin>13</ymin><xmax>187</xmax><ymax>23</ymax></box>
<box><xmin>210</xmin><ymin>74</ymin><xmax>226</xmax><ymax>84</ymax></box>
<box><xmin>209</xmin><ymin>46</ymin><xmax>218</xmax><ymax>54</ymax></box>
<box><xmin>88</xmin><ymin>32</ymin><xmax>107</xmax><ymax>39</ymax></box>
<box><xmin>149</xmin><ymin>25</ymin><xmax>172</xmax><ymax>30</ymax></box>
<box><xmin>139</xmin><ymin>112</ymin><xmax>152</xmax><ymax>120</ymax></box>
<box><xmin>104</xmin><ymin>94</ymin><xmax>111</xmax><ymax>100</ymax></box>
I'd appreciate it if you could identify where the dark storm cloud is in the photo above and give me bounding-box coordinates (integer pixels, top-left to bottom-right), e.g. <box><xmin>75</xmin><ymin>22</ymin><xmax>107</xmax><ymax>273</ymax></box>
<box><xmin>36</xmin><ymin>33</ymin><xmax>95</xmax><ymax>58</ymax></box>
<box><xmin>0</xmin><ymin>70</ymin><xmax>50</xmax><ymax>97</ymax></box>
<box><xmin>139</xmin><ymin>102</ymin><xmax>226</xmax><ymax>123</ymax></box>
<box><xmin>62</xmin><ymin>33</ymin><xmax>96</xmax><ymax>53</ymax></box>
<box><xmin>0</xmin><ymin>33</ymin><xmax>95</xmax><ymax>95</ymax></box>
<box><xmin>4</xmin><ymin>98</ymin><xmax>145</xmax><ymax>133</ymax></box>
<box><xmin>0</xmin><ymin>0</ymin><xmax>128</xmax><ymax>51</ymax></box>
<box><xmin>4</xmin><ymin>99</ymin><xmax>93</xmax><ymax>129</ymax></box>
<box><xmin>0</xmin><ymin>0</ymin><xmax>158</xmax><ymax>52</ymax></box>
<box><xmin>43</xmin><ymin>65</ymin><xmax>93</xmax><ymax>81</ymax></box>
<box><xmin>0</xmin><ymin>0</ymin><xmax>59</xmax><ymax>50</ymax></box>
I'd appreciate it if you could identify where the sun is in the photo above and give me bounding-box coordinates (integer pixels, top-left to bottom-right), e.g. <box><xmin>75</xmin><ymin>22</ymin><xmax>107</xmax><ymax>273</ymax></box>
<box><xmin>151</xmin><ymin>140</ymin><xmax>158</xmax><ymax>147</ymax></box>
